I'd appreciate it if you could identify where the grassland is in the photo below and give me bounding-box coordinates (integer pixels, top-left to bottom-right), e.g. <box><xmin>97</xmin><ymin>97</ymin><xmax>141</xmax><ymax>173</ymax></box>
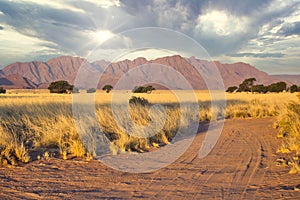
<box><xmin>0</xmin><ymin>89</ymin><xmax>299</xmax><ymax>167</ymax></box>
<box><xmin>276</xmin><ymin>94</ymin><xmax>300</xmax><ymax>174</ymax></box>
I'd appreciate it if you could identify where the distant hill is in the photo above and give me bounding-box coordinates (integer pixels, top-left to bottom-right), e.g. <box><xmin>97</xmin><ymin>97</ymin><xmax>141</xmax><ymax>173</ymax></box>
<box><xmin>0</xmin><ymin>55</ymin><xmax>298</xmax><ymax>89</ymax></box>
<box><xmin>2</xmin><ymin>56</ymin><xmax>86</xmax><ymax>85</ymax></box>
<box><xmin>271</xmin><ymin>75</ymin><xmax>300</xmax><ymax>85</ymax></box>
<box><xmin>0</xmin><ymin>73</ymin><xmax>37</xmax><ymax>89</ymax></box>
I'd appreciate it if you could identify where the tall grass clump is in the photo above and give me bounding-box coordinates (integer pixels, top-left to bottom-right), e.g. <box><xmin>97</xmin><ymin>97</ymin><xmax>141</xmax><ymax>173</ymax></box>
<box><xmin>0</xmin><ymin>122</ymin><xmax>30</xmax><ymax>166</ymax></box>
<box><xmin>96</xmin><ymin>101</ymin><xmax>198</xmax><ymax>154</ymax></box>
<box><xmin>276</xmin><ymin>94</ymin><xmax>300</xmax><ymax>174</ymax></box>
<box><xmin>0</xmin><ymin>90</ymin><xmax>298</xmax><ymax>166</ymax></box>
<box><xmin>226</xmin><ymin>99</ymin><xmax>279</xmax><ymax>119</ymax></box>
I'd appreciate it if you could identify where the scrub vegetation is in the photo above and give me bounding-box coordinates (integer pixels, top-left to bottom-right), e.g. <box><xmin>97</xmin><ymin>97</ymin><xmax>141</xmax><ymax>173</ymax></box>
<box><xmin>0</xmin><ymin>89</ymin><xmax>298</xmax><ymax>166</ymax></box>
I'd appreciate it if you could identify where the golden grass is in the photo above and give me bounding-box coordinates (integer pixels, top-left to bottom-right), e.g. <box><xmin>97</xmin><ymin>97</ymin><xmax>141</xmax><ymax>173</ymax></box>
<box><xmin>276</xmin><ymin>94</ymin><xmax>300</xmax><ymax>174</ymax></box>
<box><xmin>0</xmin><ymin>89</ymin><xmax>298</xmax><ymax>166</ymax></box>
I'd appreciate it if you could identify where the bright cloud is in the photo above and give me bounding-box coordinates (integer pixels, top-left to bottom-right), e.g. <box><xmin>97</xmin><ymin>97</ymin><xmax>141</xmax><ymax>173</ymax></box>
<box><xmin>196</xmin><ymin>10</ymin><xmax>249</xmax><ymax>36</ymax></box>
<box><xmin>83</xmin><ymin>0</ymin><xmax>120</xmax><ymax>8</ymax></box>
<box><xmin>90</xmin><ymin>30</ymin><xmax>115</xmax><ymax>45</ymax></box>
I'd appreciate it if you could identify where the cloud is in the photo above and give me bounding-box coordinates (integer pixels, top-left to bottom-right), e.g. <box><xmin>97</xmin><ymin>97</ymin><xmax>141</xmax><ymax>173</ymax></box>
<box><xmin>0</xmin><ymin>24</ymin><xmax>62</xmax><ymax>65</ymax></box>
<box><xmin>7</xmin><ymin>0</ymin><xmax>85</xmax><ymax>13</ymax></box>
<box><xmin>0</xmin><ymin>0</ymin><xmax>299</xmax><ymax>74</ymax></box>
<box><xmin>277</xmin><ymin>22</ymin><xmax>300</xmax><ymax>36</ymax></box>
<box><xmin>207</xmin><ymin>0</ymin><xmax>273</xmax><ymax>15</ymax></box>
<box><xmin>196</xmin><ymin>10</ymin><xmax>249</xmax><ymax>36</ymax></box>
<box><xmin>83</xmin><ymin>0</ymin><xmax>120</xmax><ymax>8</ymax></box>
<box><xmin>229</xmin><ymin>52</ymin><xmax>285</xmax><ymax>58</ymax></box>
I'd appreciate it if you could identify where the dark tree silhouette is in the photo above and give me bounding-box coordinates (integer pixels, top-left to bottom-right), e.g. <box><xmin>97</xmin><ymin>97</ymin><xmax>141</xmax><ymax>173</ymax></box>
<box><xmin>226</xmin><ymin>86</ymin><xmax>238</xmax><ymax>93</ymax></box>
<box><xmin>48</xmin><ymin>80</ymin><xmax>74</xmax><ymax>94</ymax></box>
<box><xmin>238</xmin><ymin>78</ymin><xmax>256</xmax><ymax>92</ymax></box>
<box><xmin>289</xmin><ymin>85</ymin><xmax>299</xmax><ymax>93</ymax></box>
<box><xmin>0</xmin><ymin>87</ymin><xmax>6</xmax><ymax>94</ymax></box>
<box><xmin>132</xmin><ymin>85</ymin><xmax>155</xmax><ymax>93</ymax></box>
<box><xmin>102</xmin><ymin>85</ymin><xmax>113</xmax><ymax>93</ymax></box>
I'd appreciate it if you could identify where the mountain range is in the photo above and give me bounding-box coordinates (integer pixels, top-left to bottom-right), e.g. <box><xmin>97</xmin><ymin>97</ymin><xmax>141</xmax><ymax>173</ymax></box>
<box><xmin>0</xmin><ymin>55</ymin><xmax>299</xmax><ymax>90</ymax></box>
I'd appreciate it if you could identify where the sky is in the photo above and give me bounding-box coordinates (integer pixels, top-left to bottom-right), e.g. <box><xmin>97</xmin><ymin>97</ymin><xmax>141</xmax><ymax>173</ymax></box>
<box><xmin>0</xmin><ymin>0</ymin><xmax>299</xmax><ymax>74</ymax></box>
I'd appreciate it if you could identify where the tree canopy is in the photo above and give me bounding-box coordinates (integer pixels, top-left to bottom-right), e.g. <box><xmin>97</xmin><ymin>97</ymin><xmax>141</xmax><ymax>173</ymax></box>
<box><xmin>289</xmin><ymin>85</ymin><xmax>299</xmax><ymax>93</ymax></box>
<box><xmin>226</xmin><ymin>78</ymin><xmax>294</xmax><ymax>93</ymax></box>
<box><xmin>238</xmin><ymin>78</ymin><xmax>256</xmax><ymax>92</ymax></box>
<box><xmin>102</xmin><ymin>85</ymin><xmax>113</xmax><ymax>93</ymax></box>
<box><xmin>48</xmin><ymin>80</ymin><xmax>74</xmax><ymax>94</ymax></box>
<box><xmin>132</xmin><ymin>85</ymin><xmax>155</xmax><ymax>93</ymax></box>
<box><xmin>267</xmin><ymin>82</ymin><xmax>287</xmax><ymax>92</ymax></box>
<box><xmin>226</xmin><ymin>86</ymin><xmax>238</xmax><ymax>93</ymax></box>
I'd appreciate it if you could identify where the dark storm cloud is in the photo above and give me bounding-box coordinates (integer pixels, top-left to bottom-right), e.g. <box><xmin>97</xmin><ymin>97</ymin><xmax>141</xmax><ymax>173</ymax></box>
<box><xmin>278</xmin><ymin>22</ymin><xmax>300</xmax><ymax>36</ymax></box>
<box><xmin>0</xmin><ymin>0</ymin><xmax>96</xmax><ymax>55</ymax></box>
<box><xmin>0</xmin><ymin>26</ymin><xmax>3</xmax><ymax>30</ymax></box>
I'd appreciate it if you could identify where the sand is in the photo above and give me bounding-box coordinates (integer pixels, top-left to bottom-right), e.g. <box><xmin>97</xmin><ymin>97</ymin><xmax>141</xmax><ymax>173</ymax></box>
<box><xmin>0</xmin><ymin>118</ymin><xmax>299</xmax><ymax>199</ymax></box>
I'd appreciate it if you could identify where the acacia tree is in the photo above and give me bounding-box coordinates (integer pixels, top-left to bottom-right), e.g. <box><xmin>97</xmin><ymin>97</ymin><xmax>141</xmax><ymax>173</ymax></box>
<box><xmin>290</xmin><ymin>85</ymin><xmax>299</xmax><ymax>93</ymax></box>
<box><xmin>267</xmin><ymin>82</ymin><xmax>287</xmax><ymax>92</ymax></box>
<box><xmin>252</xmin><ymin>84</ymin><xmax>268</xmax><ymax>93</ymax></box>
<box><xmin>132</xmin><ymin>85</ymin><xmax>155</xmax><ymax>93</ymax></box>
<box><xmin>102</xmin><ymin>85</ymin><xmax>113</xmax><ymax>93</ymax></box>
<box><xmin>238</xmin><ymin>78</ymin><xmax>256</xmax><ymax>92</ymax></box>
<box><xmin>48</xmin><ymin>80</ymin><xmax>74</xmax><ymax>93</ymax></box>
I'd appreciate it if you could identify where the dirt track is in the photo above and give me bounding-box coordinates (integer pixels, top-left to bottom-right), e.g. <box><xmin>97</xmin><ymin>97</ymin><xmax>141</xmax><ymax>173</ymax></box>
<box><xmin>1</xmin><ymin>118</ymin><xmax>299</xmax><ymax>199</ymax></box>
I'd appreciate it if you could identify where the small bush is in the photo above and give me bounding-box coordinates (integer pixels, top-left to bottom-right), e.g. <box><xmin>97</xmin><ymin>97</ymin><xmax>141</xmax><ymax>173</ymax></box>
<box><xmin>0</xmin><ymin>143</ymin><xmax>30</xmax><ymax>166</ymax></box>
<box><xmin>87</xmin><ymin>88</ymin><xmax>96</xmax><ymax>93</ymax></box>
<box><xmin>129</xmin><ymin>96</ymin><xmax>149</xmax><ymax>106</ymax></box>
<box><xmin>226</xmin><ymin>86</ymin><xmax>238</xmax><ymax>93</ymax></box>
<box><xmin>132</xmin><ymin>86</ymin><xmax>155</xmax><ymax>93</ymax></box>
<box><xmin>0</xmin><ymin>87</ymin><xmax>6</xmax><ymax>94</ymax></box>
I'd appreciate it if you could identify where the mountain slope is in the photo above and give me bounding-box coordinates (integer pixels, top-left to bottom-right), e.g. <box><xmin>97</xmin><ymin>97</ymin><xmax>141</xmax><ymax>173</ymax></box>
<box><xmin>0</xmin><ymin>74</ymin><xmax>37</xmax><ymax>89</ymax></box>
<box><xmin>2</xmin><ymin>56</ymin><xmax>86</xmax><ymax>84</ymax></box>
<box><xmin>272</xmin><ymin>75</ymin><xmax>300</xmax><ymax>85</ymax></box>
<box><xmin>0</xmin><ymin>55</ymin><xmax>298</xmax><ymax>89</ymax></box>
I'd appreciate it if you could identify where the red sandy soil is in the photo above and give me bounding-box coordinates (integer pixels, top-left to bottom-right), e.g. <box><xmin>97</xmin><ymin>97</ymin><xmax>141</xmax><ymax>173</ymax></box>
<box><xmin>0</xmin><ymin>118</ymin><xmax>299</xmax><ymax>199</ymax></box>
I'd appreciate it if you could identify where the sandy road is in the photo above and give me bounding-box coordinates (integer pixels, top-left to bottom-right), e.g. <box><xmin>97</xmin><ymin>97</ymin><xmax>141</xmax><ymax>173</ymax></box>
<box><xmin>0</xmin><ymin>118</ymin><xmax>299</xmax><ymax>199</ymax></box>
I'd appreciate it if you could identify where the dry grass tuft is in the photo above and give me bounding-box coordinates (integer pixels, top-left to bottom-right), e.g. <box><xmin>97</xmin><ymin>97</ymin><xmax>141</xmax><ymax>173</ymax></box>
<box><xmin>0</xmin><ymin>90</ymin><xmax>298</xmax><ymax>166</ymax></box>
<box><xmin>276</xmin><ymin>94</ymin><xmax>300</xmax><ymax>174</ymax></box>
